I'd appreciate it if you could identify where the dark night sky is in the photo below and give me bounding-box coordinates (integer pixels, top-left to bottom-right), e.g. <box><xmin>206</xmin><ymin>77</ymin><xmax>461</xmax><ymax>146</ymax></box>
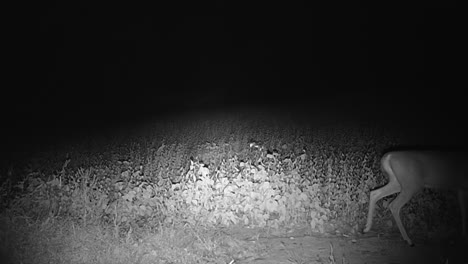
<box><xmin>3</xmin><ymin>7</ymin><xmax>465</xmax><ymax>149</ymax></box>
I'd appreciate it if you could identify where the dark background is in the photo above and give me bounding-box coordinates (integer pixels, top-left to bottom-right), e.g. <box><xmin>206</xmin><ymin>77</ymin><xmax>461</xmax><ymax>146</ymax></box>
<box><xmin>3</xmin><ymin>7</ymin><xmax>465</xmax><ymax>153</ymax></box>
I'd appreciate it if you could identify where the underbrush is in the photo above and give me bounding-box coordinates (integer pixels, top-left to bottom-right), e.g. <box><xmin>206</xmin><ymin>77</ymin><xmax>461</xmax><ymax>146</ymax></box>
<box><xmin>0</xmin><ymin>114</ymin><xmax>460</xmax><ymax>263</ymax></box>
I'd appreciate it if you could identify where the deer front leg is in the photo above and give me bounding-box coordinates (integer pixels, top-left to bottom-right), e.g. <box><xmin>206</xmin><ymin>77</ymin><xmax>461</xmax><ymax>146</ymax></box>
<box><xmin>389</xmin><ymin>190</ymin><xmax>416</xmax><ymax>246</ymax></box>
<box><xmin>364</xmin><ymin>182</ymin><xmax>400</xmax><ymax>233</ymax></box>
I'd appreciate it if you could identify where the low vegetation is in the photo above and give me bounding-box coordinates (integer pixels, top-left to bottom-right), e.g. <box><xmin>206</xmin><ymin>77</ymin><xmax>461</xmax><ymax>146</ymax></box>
<box><xmin>0</xmin><ymin>110</ymin><xmax>460</xmax><ymax>263</ymax></box>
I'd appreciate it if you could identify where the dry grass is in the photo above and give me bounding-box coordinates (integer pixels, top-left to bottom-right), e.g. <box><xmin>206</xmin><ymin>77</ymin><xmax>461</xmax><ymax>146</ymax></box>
<box><xmin>0</xmin><ymin>212</ymin><xmax>267</xmax><ymax>264</ymax></box>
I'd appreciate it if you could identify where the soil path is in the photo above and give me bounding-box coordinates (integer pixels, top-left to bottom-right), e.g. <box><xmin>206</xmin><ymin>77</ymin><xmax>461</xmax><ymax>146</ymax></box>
<box><xmin>227</xmin><ymin>227</ymin><xmax>467</xmax><ymax>264</ymax></box>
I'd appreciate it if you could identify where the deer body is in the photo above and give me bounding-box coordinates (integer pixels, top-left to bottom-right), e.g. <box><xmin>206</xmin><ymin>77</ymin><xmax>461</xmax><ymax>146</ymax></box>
<box><xmin>364</xmin><ymin>150</ymin><xmax>468</xmax><ymax>246</ymax></box>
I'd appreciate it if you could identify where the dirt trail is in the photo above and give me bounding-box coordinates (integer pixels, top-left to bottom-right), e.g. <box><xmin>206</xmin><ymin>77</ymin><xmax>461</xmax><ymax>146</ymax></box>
<box><xmin>228</xmin><ymin>227</ymin><xmax>467</xmax><ymax>264</ymax></box>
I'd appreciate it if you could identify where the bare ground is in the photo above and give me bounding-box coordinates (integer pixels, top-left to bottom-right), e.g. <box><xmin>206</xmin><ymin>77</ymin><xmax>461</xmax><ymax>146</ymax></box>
<box><xmin>224</xmin><ymin>226</ymin><xmax>467</xmax><ymax>264</ymax></box>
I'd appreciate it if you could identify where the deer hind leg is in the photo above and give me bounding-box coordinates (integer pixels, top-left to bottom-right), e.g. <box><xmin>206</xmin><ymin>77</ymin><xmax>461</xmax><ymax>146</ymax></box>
<box><xmin>389</xmin><ymin>189</ymin><xmax>419</xmax><ymax>246</ymax></box>
<box><xmin>458</xmin><ymin>190</ymin><xmax>467</xmax><ymax>237</ymax></box>
<box><xmin>364</xmin><ymin>179</ymin><xmax>401</xmax><ymax>233</ymax></box>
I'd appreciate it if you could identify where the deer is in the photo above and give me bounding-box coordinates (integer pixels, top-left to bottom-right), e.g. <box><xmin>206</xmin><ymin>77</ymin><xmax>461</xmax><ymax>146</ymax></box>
<box><xmin>363</xmin><ymin>150</ymin><xmax>467</xmax><ymax>246</ymax></box>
